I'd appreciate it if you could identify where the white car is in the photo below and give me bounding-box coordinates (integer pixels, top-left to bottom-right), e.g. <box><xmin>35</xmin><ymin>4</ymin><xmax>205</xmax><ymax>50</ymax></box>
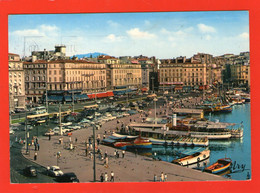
<box><xmin>47</xmin><ymin>166</ymin><xmax>63</xmax><ymax>177</ymax></box>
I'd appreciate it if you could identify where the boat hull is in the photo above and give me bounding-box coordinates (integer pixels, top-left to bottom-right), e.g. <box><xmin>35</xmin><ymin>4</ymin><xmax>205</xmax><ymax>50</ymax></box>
<box><xmin>172</xmin><ymin>150</ymin><xmax>210</xmax><ymax>166</ymax></box>
<box><xmin>204</xmin><ymin>158</ymin><xmax>232</xmax><ymax>174</ymax></box>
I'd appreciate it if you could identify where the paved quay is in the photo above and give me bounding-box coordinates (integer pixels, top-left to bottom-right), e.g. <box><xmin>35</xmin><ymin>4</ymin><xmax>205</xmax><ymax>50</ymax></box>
<box><xmin>22</xmin><ymin>100</ymin><xmax>229</xmax><ymax>183</ymax></box>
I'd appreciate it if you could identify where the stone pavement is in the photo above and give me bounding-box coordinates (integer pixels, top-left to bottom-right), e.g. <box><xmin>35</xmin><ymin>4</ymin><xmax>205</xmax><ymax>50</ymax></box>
<box><xmin>22</xmin><ymin>100</ymin><xmax>229</xmax><ymax>183</ymax></box>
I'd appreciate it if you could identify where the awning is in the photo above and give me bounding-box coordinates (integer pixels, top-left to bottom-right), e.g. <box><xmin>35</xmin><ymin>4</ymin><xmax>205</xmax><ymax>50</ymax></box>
<box><xmin>64</xmin><ymin>95</ymin><xmax>72</xmax><ymax>102</ymax></box>
<box><xmin>87</xmin><ymin>94</ymin><xmax>96</xmax><ymax>99</ymax></box>
<box><xmin>74</xmin><ymin>94</ymin><xmax>89</xmax><ymax>100</ymax></box>
<box><xmin>107</xmin><ymin>91</ymin><xmax>114</xmax><ymax>97</ymax></box>
<box><xmin>47</xmin><ymin>90</ymin><xmax>65</xmax><ymax>95</ymax></box>
<box><xmin>141</xmin><ymin>88</ymin><xmax>148</xmax><ymax>92</ymax></box>
<box><xmin>113</xmin><ymin>90</ymin><xmax>126</xmax><ymax>95</ymax></box>
<box><xmin>47</xmin><ymin>95</ymin><xmax>63</xmax><ymax>102</ymax></box>
<box><xmin>96</xmin><ymin>92</ymin><xmax>107</xmax><ymax>98</ymax></box>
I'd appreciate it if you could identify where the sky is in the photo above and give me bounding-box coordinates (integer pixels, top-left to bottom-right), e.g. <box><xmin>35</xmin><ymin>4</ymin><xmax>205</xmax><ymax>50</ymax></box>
<box><xmin>8</xmin><ymin>11</ymin><xmax>249</xmax><ymax>59</ymax></box>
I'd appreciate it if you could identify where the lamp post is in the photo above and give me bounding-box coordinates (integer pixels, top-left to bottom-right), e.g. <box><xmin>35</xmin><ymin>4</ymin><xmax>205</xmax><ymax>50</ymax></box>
<box><xmin>25</xmin><ymin>111</ymin><xmax>29</xmax><ymax>154</ymax></box>
<box><xmin>93</xmin><ymin>124</ymin><xmax>96</xmax><ymax>182</ymax></box>
<box><xmin>151</xmin><ymin>76</ymin><xmax>155</xmax><ymax>94</ymax></box>
<box><xmin>154</xmin><ymin>98</ymin><xmax>158</xmax><ymax>124</ymax></box>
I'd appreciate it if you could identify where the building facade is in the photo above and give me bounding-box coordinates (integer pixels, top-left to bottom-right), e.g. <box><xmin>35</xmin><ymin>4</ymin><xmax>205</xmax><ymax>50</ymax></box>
<box><xmin>159</xmin><ymin>57</ymin><xmax>207</xmax><ymax>90</ymax></box>
<box><xmin>9</xmin><ymin>53</ymin><xmax>26</xmax><ymax>110</ymax></box>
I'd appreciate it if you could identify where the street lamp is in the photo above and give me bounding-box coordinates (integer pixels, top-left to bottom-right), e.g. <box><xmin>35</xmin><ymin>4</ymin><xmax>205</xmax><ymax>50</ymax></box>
<box><xmin>154</xmin><ymin>98</ymin><xmax>158</xmax><ymax>124</ymax></box>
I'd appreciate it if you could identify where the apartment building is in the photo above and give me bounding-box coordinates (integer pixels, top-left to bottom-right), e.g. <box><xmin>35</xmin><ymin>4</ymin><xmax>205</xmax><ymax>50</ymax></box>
<box><xmin>9</xmin><ymin>53</ymin><xmax>26</xmax><ymax>110</ymax></box>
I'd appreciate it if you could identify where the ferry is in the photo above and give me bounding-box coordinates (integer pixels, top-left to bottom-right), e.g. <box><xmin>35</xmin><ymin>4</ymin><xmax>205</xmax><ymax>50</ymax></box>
<box><xmin>126</xmin><ymin>123</ymin><xmax>209</xmax><ymax>147</ymax></box>
<box><xmin>170</xmin><ymin>120</ymin><xmax>243</xmax><ymax>140</ymax></box>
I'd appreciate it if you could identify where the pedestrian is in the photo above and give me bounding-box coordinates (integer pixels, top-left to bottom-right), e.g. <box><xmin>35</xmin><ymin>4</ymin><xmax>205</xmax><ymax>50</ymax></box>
<box><xmin>116</xmin><ymin>151</ymin><xmax>119</xmax><ymax>158</ymax></box>
<box><xmin>104</xmin><ymin>172</ymin><xmax>108</xmax><ymax>182</ymax></box>
<box><xmin>97</xmin><ymin>138</ymin><xmax>100</xmax><ymax>145</ymax></box>
<box><xmin>122</xmin><ymin>150</ymin><xmax>125</xmax><ymax>158</ymax></box>
<box><xmin>100</xmin><ymin>173</ymin><xmax>104</xmax><ymax>182</ymax></box>
<box><xmin>114</xmin><ymin>150</ymin><xmax>117</xmax><ymax>158</ymax></box>
<box><xmin>110</xmin><ymin>171</ymin><xmax>114</xmax><ymax>182</ymax></box>
<box><xmin>34</xmin><ymin>152</ymin><xmax>37</xmax><ymax>161</ymax></box>
<box><xmin>48</xmin><ymin>134</ymin><xmax>51</xmax><ymax>140</ymax></box>
<box><xmin>164</xmin><ymin>174</ymin><xmax>167</xmax><ymax>181</ymax></box>
<box><xmin>85</xmin><ymin>148</ymin><xmax>88</xmax><ymax>156</ymax></box>
<box><xmin>34</xmin><ymin>143</ymin><xmax>37</xmax><ymax>151</ymax></box>
<box><xmin>104</xmin><ymin>151</ymin><xmax>108</xmax><ymax>158</ymax></box>
<box><xmin>105</xmin><ymin>157</ymin><xmax>109</xmax><ymax>168</ymax></box>
<box><xmin>75</xmin><ymin>137</ymin><xmax>78</xmax><ymax>143</ymax></box>
<box><xmin>160</xmin><ymin>172</ymin><xmax>164</xmax><ymax>182</ymax></box>
<box><xmin>154</xmin><ymin>174</ymin><xmax>157</xmax><ymax>182</ymax></box>
<box><xmin>130</xmin><ymin>119</ymin><xmax>132</xmax><ymax>122</ymax></box>
<box><xmin>37</xmin><ymin>143</ymin><xmax>40</xmax><ymax>151</ymax></box>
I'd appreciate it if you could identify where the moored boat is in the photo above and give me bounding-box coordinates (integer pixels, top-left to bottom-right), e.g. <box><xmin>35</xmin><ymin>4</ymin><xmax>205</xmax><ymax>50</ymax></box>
<box><xmin>172</xmin><ymin>149</ymin><xmax>210</xmax><ymax>166</ymax></box>
<box><xmin>204</xmin><ymin>158</ymin><xmax>232</xmax><ymax>174</ymax></box>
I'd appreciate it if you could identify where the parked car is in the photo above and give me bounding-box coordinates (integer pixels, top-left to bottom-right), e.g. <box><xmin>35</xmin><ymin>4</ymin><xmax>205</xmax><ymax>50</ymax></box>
<box><xmin>23</xmin><ymin>166</ymin><xmax>37</xmax><ymax>177</ymax></box>
<box><xmin>44</xmin><ymin>129</ymin><xmax>55</xmax><ymax>136</ymax></box>
<box><xmin>46</xmin><ymin>166</ymin><xmax>63</xmax><ymax>177</ymax></box>
<box><xmin>56</xmin><ymin>172</ymin><xmax>79</xmax><ymax>183</ymax></box>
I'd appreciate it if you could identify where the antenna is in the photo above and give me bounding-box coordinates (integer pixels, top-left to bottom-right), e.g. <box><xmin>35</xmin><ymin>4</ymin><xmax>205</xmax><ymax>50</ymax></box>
<box><xmin>23</xmin><ymin>36</ymin><xmax>43</xmax><ymax>57</ymax></box>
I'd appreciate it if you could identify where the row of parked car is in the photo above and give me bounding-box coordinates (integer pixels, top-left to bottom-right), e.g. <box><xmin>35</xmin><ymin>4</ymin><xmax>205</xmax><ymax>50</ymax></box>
<box><xmin>23</xmin><ymin>165</ymin><xmax>79</xmax><ymax>183</ymax></box>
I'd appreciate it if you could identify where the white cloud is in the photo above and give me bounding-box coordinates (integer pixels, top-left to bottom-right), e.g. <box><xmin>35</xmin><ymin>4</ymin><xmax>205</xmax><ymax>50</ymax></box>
<box><xmin>11</xmin><ymin>24</ymin><xmax>59</xmax><ymax>37</ymax></box>
<box><xmin>39</xmin><ymin>24</ymin><xmax>58</xmax><ymax>32</ymax></box>
<box><xmin>104</xmin><ymin>34</ymin><xmax>123</xmax><ymax>42</ymax></box>
<box><xmin>239</xmin><ymin>32</ymin><xmax>249</xmax><ymax>39</ymax></box>
<box><xmin>126</xmin><ymin>28</ymin><xmax>156</xmax><ymax>39</ymax></box>
<box><xmin>197</xmin><ymin>23</ymin><xmax>216</xmax><ymax>33</ymax></box>
<box><xmin>107</xmin><ymin>20</ymin><xmax>119</xmax><ymax>28</ymax></box>
<box><xmin>12</xmin><ymin>29</ymin><xmax>43</xmax><ymax>36</ymax></box>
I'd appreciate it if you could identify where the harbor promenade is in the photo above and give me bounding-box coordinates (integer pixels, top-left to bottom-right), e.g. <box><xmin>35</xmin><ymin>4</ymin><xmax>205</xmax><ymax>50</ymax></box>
<box><xmin>22</xmin><ymin>104</ymin><xmax>229</xmax><ymax>182</ymax></box>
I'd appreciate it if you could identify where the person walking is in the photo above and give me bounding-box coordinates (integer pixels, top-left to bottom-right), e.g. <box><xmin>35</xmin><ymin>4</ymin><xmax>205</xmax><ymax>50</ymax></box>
<box><xmin>100</xmin><ymin>173</ymin><xmax>104</xmax><ymax>182</ymax></box>
<box><xmin>34</xmin><ymin>152</ymin><xmax>37</xmax><ymax>161</ymax></box>
<box><xmin>48</xmin><ymin>134</ymin><xmax>51</xmax><ymax>140</ymax></box>
<box><xmin>154</xmin><ymin>174</ymin><xmax>157</xmax><ymax>182</ymax></box>
<box><xmin>105</xmin><ymin>157</ymin><xmax>109</xmax><ymax>168</ymax></box>
<box><xmin>114</xmin><ymin>150</ymin><xmax>117</xmax><ymax>158</ymax></box>
<box><xmin>164</xmin><ymin>173</ymin><xmax>167</xmax><ymax>181</ymax></box>
<box><xmin>104</xmin><ymin>172</ymin><xmax>108</xmax><ymax>182</ymax></box>
<box><xmin>110</xmin><ymin>171</ymin><xmax>114</xmax><ymax>182</ymax></box>
<box><xmin>160</xmin><ymin>172</ymin><xmax>164</xmax><ymax>182</ymax></box>
<box><xmin>122</xmin><ymin>150</ymin><xmax>125</xmax><ymax>158</ymax></box>
<box><xmin>37</xmin><ymin>143</ymin><xmax>40</xmax><ymax>151</ymax></box>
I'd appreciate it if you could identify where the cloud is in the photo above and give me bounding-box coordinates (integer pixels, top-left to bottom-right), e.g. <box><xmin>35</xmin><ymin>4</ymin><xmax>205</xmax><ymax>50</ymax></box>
<box><xmin>107</xmin><ymin>20</ymin><xmax>119</xmax><ymax>28</ymax></box>
<box><xmin>12</xmin><ymin>29</ymin><xmax>43</xmax><ymax>36</ymax></box>
<box><xmin>239</xmin><ymin>32</ymin><xmax>249</xmax><ymax>39</ymax></box>
<box><xmin>197</xmin><ymin>23</ymin><xmax>216</xmax><ymax>33</ymax></box>
<box><xmin>11</xmin><ymin>24</ymin><xmax>59</xmax><ymax>37</ymax></box>
<box><xmin>104</xmin><ymin>34</ymin><xmax>123</xmax><ymax>42</ymax></box>
<box><xmin>126</xmin><ymin>28</ymin><xmax>156</xmax><ymax>39</ymax></box>
<box><xmin>160</xmin><ymin>27</ymin><xmax>193</xmax><ymax>41</ymax></box>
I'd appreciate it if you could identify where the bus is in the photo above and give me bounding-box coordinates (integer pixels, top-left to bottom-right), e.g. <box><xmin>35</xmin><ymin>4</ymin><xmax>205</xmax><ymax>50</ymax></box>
<box><xmin>84</xmin><ymin>104</ymin><xmax>99</xmax><ymax>110</ymax></box>
<box><xmin>52</xmin><ymin>110</ymin><xmax>71</xmax><ymax>118</ymax></box>
<box><xmin>27</xmin><ymin>112</ymin><xmax>49</xmax><ymax>125</ymax></box>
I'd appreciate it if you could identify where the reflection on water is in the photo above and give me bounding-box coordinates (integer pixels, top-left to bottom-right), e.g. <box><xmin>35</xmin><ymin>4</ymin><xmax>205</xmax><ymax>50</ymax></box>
<box><xmin>148</xmin><ymin>103</ymin><xmax>251</xmax><ymax>181</ymax></box>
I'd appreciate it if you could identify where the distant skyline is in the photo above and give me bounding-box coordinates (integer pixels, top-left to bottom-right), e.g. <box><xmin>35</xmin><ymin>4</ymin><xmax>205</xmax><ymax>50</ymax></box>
<box><xmin>8</xmin><ymin>11</ymin><xmax>249</xmax><ymax>59</ymax></box>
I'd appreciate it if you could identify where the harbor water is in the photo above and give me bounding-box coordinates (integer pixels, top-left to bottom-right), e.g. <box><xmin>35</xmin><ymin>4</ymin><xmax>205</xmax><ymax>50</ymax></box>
<box><xmin>150</xmin><ymin>103</ymin><xmax>251</xmax><ymax>181</ymax></box>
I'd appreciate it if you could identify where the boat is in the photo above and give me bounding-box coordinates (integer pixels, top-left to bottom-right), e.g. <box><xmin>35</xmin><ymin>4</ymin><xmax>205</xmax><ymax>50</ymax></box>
<box><xmin>172</xmin><ymin>149</ymin><xmax>210</xmax><ymax>166</ymax></box>
<box><xmin>204</xmin><ymin>158</ymin><xmax>232</xmax><ymax>174</ymax></box>
<box><xmin>102</xmin><ymin>133</ymin><xmax>152</xmax><ymax>150</ymax></box>
<box><xmin>125</xmin><ymin>123</ymin><xmax>209</xmax><ymax>147</ymax></box>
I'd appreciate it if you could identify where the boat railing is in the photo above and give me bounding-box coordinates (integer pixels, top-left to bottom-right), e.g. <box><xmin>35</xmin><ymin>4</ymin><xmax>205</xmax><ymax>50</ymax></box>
<box><xmin>189</xmin><ymin>131</ymin><xmax>231</xmax><ymax>136</ymax></box>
